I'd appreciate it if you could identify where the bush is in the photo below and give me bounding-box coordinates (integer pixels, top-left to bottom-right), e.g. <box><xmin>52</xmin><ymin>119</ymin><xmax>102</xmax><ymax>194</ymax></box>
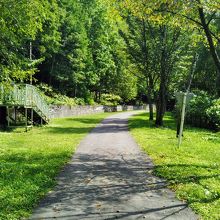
<box><xmin>36</xmin><ymin>83</ymin><xmax>78</xmax><ymax>106</ymax></box>
<box><xmin>206</xmin><ymin>99</ymin><xmax>220</xmax><ymax>131</ymax></box>
<box><xmin>84</xmin><ymin>92</ymin><xmax>96</xmax><ymax>105</ymax></box>
<box><xmin>74</xmin><ymin>98</ymin><xmax>85</xmax><ymax>105</ymax></box>
<box><xmin>100</xmin><ymin>94</ymin><xmax>121</xmax><ymax>106</ymax></box>
<box><xmin>185</xmin><ymin>90</ymin><xmax>220</xmax><ymax>131</ymax></box>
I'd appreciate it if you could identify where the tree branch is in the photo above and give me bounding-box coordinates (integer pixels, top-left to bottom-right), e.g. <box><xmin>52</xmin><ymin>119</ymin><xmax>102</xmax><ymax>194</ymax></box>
<box><xmin>158</xmin><ymin>9</ymin><xmax>220</xmax><ymax>44</ymax></box>
<box><xmin>210</xmin><ymin>30</ymin><xmax>220</xmax><ymax>44</ymax></box>
<box><xmin>206</xmin><ymin>11</ymin><xmax>216</xmax><ymax>26</ymax></box>
<box><xmin>156</xmin><ymin>9</ymin><xmax>203</xmax><ymax>27</ymax></box>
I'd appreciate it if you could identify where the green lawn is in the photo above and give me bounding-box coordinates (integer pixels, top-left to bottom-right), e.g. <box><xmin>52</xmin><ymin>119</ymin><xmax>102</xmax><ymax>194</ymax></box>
<box><xmin>0</xmin><ymin>113</ymin><xmax>111</xmax><ymax>220</ymax></box>
<box><xmin>129</xmin><ymin>112</ymin><xmax>220</xmax><ymax>220</ymax></box>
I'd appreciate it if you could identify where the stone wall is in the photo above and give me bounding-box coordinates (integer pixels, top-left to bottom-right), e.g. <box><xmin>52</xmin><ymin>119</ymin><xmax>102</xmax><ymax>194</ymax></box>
<box><xmin>104</xmin><ymin>105</ymin><xmax>148</xmax><ymax>112</ymax></box>
<box><xmin>50</xmin><ymin>105</ymin><xmax>105</xmax><ymax>119</ymax></box>
<box><xmin>49</xmin><ymin>104</ymin><xmax>155</xmax><ymax>119</ymax></box>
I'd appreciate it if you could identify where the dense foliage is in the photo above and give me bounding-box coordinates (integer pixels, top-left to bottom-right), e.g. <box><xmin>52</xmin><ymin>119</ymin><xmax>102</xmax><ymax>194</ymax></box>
<box><xmin>36</xmin><ymin>83</ymin><xmax>85</xmax><ymax>106</ymax></box>
<box><xmin>0</xmin><ymin>0</ymin><xmax>219</xmax><ymax>126</ymax></box>
<box><xmin>186</xmin><ymin>91</ymin><xmax>220</xmax><ymax>131</ymax></box>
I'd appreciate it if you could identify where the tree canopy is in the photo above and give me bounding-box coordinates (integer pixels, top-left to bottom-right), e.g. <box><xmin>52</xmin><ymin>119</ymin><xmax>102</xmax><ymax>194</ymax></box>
<box><xmin>0</xmin><ymin>0</ymin><xmax>219</xmax><ymax>125</ymax></box>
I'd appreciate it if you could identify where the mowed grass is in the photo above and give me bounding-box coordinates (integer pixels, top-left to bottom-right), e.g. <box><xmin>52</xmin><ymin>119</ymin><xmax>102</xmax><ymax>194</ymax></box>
<box><xmin>0</xmin><ymin>113</ymin><xmax>111</xmax><ymax>220</ymax></box>
<box><xmin>129</xmin><ymin>113</ymin><xmax>220</xmax><ymax>220</ymax></box>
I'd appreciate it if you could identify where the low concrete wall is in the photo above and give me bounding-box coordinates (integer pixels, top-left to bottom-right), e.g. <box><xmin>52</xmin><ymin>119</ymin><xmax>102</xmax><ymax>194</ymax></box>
<box><xmin>49</xmin><ymin>104</ymin><xmax>155</xmax><ymax>119</ymax></box>
<box><xmin>104</xmin><ymin>105</ymin><xmax>148</xmax><ymax>112</ymax></box>
<box><xmin>50</xmin><ymin>105</ymin><xmax>104</xmax><ymax>119</ymax></box>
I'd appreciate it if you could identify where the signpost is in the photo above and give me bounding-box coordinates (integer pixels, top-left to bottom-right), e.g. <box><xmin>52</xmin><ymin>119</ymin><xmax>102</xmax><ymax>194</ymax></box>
<box><xmin>175</xmin><ymin>53</ymin><xmax>198</xmax><ymax>147</ymax></box>
<box><xmin>175</xmin><ymin>92</ymin><xmax>194</xmax><ymax>147</ymax></box>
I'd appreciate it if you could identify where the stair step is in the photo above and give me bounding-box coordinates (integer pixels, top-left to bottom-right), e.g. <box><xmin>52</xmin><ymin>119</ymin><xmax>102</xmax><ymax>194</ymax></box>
<box><xmin>1</xmin><ymin>83</ymin><xmax>50</xmax><ymax>129</ymax></box>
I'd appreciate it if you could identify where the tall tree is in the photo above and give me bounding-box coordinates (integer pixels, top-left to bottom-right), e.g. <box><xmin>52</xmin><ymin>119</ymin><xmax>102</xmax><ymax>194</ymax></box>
<box><xmin>0</xmin><ymin>0</ymin><xmax>60</xmax><ymax>83</ymax></box>
<box><xmin>119</xmin><ymin>15</ymin><xmax>159</xmax><ymax>120</ymax></box>
<box><xmin>122</xmin><ymin>0</ymin><xmax>220</xmax><ymax>96</ymax></box>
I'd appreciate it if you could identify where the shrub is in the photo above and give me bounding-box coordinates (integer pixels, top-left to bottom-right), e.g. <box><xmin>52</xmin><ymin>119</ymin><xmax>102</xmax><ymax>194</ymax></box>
<box><xmin>74</xmin><ymin>98</ymin><xmax>85</xmax><ymax>105</ymax></box>
<box><xmin>100</xmin><ymin>94</ymin><xmax>121</xmax><ymax>106</ymax></box>
<box><xmin>84</xmin><ymin>92</ymin><xmax>96</xmax><ymax>105</ymax></box>
<box><xmin>36</xmin><ymin>83</ymin><xmax>78</xmax><ymax>106</ymax></box>
<box><xmin>184</xmin><ymin>90</ymin><xmax>220</xmax><ymax>131</ymax></box>
<box><xmin>206</xmin><ymin>99</ymin><xmax>220</xmax><ymax>131</ymax></box>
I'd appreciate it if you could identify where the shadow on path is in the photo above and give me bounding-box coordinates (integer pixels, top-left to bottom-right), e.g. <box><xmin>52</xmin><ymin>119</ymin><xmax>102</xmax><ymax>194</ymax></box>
<box><xmin>31</xmin><ymin>112</ymin><xmax>198</xmax><ymax>220</ymax></box>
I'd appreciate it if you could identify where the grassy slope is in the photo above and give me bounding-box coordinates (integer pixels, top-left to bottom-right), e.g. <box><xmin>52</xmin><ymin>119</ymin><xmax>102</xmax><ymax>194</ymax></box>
<box><xmin>0</xmin><ymin>113</ymin><xmax>111</xmax><ymax>220</ymax></box>
<box><xmin>129</xmin><ymin>113</ymin><xmax>220</xmax><ymax>220</ymax></box>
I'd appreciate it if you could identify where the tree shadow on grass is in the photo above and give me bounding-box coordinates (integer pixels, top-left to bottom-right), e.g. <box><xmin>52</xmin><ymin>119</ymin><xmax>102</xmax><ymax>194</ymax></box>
<box><xmin>129</xmin><ymin>112</ymin><xmax>176</xmax><ymax>129</ymax></box>
<box><xmin>154</xmin><ymin>163</ymin><xmax>220</xmax><ymax>205</ymax></box>
<box><xmin>65</xmin><ymin>117</ymin><xmax>128</xmax><ymax>125</ymax></box>
<box><xmin>154</xmin><ymin>163</ymin><xmax>220</xmax><ymax>183</ymax></box>
<box><xmin>0</xmin><ymin>151</ymin><xmax>73</xmax><ymax>218</ymax></box>
<box><xmin>46</xmin><ymin>118</ymin><xmax>129</xmax><ymax>134</ymax></box>
<box><xmin>64</xmin><ymin>117</ymin><xmax>104</xmax><ymax>124</ymax></box>
<box><xmin>129</xmin><ymin>112</ymin><xmax>217</xmax><ymax>135</ymax></box>
<box><xmin>45</xmin><ymin>126</ymin><xmax>95</xmax><ymax>134</ymax></box>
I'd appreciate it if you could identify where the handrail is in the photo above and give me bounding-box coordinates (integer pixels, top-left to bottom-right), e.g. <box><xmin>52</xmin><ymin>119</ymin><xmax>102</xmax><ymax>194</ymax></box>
<box><xmin>0</xmin><ymin>83</ymin><xmax>50</xmax><ymax>121</ymax></box>
<box><xmin>26</xmin><ymin>84</ymin><xmax>50</xmax><ymax>119</ymax></box>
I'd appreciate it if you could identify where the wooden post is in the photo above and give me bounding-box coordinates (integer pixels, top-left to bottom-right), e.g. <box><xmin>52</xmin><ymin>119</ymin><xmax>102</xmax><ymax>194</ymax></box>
<box><xmin>31</xmin><ymin>108</ymin><xmax>33</xmax><ymax>126</ymax></box>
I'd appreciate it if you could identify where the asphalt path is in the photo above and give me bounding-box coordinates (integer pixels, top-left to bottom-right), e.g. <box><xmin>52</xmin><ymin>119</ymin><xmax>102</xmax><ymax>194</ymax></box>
<box><xmin>30</xmin><ymin>111</ymin><xmax>198</xmax><ymax>220</ymax></box>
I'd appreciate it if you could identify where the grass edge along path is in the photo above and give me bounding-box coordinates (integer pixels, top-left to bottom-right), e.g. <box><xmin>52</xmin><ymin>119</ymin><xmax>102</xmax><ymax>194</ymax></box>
<box><xmin>129</xmin><ymin>112</ymin><xmax>220</xmax><ymax>220</ymax></box>
<box><xmin>0</xmin><ymin>113</ymin><xmax>112</xmax><ymax>220</ymax></box>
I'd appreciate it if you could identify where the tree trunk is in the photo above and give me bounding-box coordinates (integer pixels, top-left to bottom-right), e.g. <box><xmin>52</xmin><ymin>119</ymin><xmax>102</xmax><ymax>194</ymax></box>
<box><xmin>147</xmin><ymin>76</ymin><xmax>154</xmax><ymax>120</ymax></box>
<box><xmin>149</xmin><ymin>101</ymin><xmax>154</xmax><ymax>120</ymax></box>
<box><xmin>98</xmin><ymin>92</ymin><xmax>101</xmax><ymax>102</ymax></box>
<box><xmin>217</xmin><ymin>73</ymin><xmax>220</xmax><ymax>96</ymax></box>
<box><xmin>142</xmin><ymin>19</ymin><xmax>155</xmax><ymax>120</ymax></box>
<box><xmin>74</xmin><ymin>84</ymin><xmax>77</xmax><ymax>98</ymax></box>
<box><xmin>198</xmin><ymin>6</ymin><xmax>220</xmax><ymax>96</ymax></box>
<box><xmin>156</xmin><ymin>25</ymin><xmax>167</xmax><ymax>126</ymax></box>
<box><xmin>156</xmin><ymin>80</ymin><xmax>166</xmax><ymax>126</ymax></box>
<box><xmin>147</xmin><ymin>92</ymin><xmax>154</xmax><ymax>120</ymax></box>
<box><xmin>95</xmin><ymin>91</ymin><xmax>98</xmax><ymax>102</ymax></box>
<box><xmin>49</xmin><ymin>56</ymin><xmax>55</xmax><ymax>86</ymax></box>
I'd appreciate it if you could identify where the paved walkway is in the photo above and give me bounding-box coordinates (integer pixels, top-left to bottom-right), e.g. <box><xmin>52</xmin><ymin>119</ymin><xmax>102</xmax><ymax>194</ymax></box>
<box><xmin>31</xmin><ymin>112</ymin><xmax>197</xmax><ymax>220</ymax></box>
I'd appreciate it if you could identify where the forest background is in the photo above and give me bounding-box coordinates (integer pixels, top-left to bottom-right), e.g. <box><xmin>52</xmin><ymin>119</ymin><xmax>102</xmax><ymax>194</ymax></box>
<box><xmin>0</xmin><ymin>0</ymin><xmax>219</xmax><ymax>127</ymax></box>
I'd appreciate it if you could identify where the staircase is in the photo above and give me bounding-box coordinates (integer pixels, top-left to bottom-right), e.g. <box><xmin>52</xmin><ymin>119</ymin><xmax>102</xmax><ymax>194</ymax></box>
<box><xmin>0</xmin><ymin>84</ymin><xmax>50</xmax><ymax>129</ymax></box>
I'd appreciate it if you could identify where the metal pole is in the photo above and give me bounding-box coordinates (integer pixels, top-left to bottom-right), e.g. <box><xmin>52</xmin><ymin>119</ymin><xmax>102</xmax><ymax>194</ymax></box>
<box><xmin>178</xmin><ymin>93</ymin><xmax>187</xmax><ymax>147</ymax></box>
